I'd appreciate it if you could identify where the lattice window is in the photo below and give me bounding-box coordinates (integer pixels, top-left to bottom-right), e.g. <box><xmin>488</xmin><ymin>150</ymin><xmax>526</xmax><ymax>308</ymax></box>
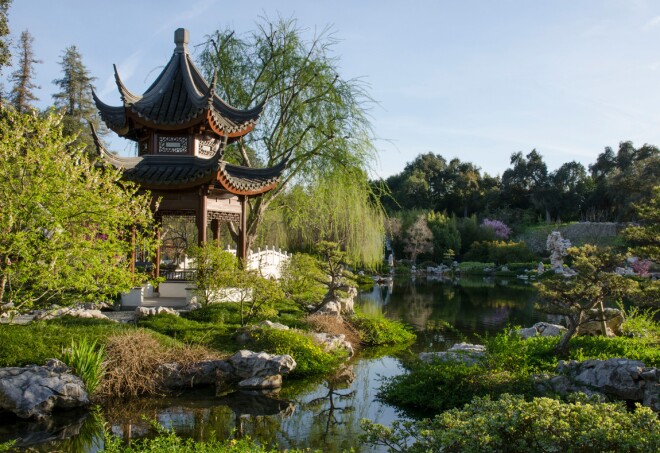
<box><xmin>158</xmin><ymin>136</ymin><xmax>188</xmax><ymax>154</ymax></box>
<box><xmin>197</xmin><ymin>137</ymin><xmax>219</xmax><ymax>157</ymax></box>
<box><xmin>208</xmin><ymin>211</ymin><xmax>240</xmax><ymax>223</ymax></box>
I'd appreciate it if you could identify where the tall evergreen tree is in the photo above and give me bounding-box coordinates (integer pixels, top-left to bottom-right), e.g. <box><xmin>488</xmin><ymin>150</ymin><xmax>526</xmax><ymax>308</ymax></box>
<box><xmin>8</xmin><ymin>30</ymin><xmax>40</xmax><ymax>113</ymax></box>
<box><xmin>52</xmin><ymin>45</ymin><xmax>101</xmax><ymax>151</ymax></box>
<box><xmin>0</xmin><ymin>0</ymin><xmax>12</xmax><ymax>103</ymax></box>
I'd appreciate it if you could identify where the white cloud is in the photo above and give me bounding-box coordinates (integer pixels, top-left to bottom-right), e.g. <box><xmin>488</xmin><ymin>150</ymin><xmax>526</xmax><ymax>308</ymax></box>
<box><xmin>642</xmin><ymin>15</ymin><xmax>660</xmax><ymax>31</ymax></box>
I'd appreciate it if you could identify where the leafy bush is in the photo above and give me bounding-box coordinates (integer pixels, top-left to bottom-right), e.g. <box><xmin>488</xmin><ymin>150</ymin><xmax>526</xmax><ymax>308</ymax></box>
<box><xmin>379</xmin><ymin>359</ymin><xmax>532</xmax><ymax>413</ymax></box>
<box><xmin>61</xmin><ymin>338</ymin><xmax>105</xmax><ymax>395</ymax></box>
<box><xmin>249</xmin><ymin>328</ymin><xmax>345</xmax><ymax>376</ymax></box>
<box><xmin>426</xmin><ymin>211</ymin><xmax>461</xmax><ymax>262</ymax></box>
<box><xmin>361</xmin><ymin>394</ymin><xmax>660</xmax><ymax>453</ymax></box>
<box><xmin>457</xmin><ymin>261</ymin><xmax>495</xmax><ymax>275</ymax></box>
<box><xmin>349</xmin><ymin>313</ymin><xmax>416</xmax><ymax>346</ymax></box>
<box><xmin>379</xmin><ymin>329</ymin><xmax>660</xmax><ymax>414</ymax></box>
<box><xmin>103</xmin><ymin>424</ymin><xmax>311</xmax><ymax>452</ymax></box>
<box><xmin>463</xmin><ymin>240</ymin><xmax>537</xmax><ymax>264</ymax></box>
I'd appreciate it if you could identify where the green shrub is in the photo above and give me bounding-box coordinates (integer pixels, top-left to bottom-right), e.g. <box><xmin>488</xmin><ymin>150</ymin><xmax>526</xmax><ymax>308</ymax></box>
<box><xmin>457</xmin><ymin>261</ymin><xmax>495</xmax><ymax>275</ymax></box>
<box><xmin>61</xmin><ymin>338</ymin><xmax>105</xmax><ymax>395</ymax></box>
<box><xmin>350</xmin><ymin>313</ymin><xmax>416</xmax><ymax>346</ymax></box>
<box><xmin>362</xmin><ymin>394</ymin><xmax>660</xmax><ymax>453</ymax></box>
<box><xmin>102</xmin><ymin>424</ymin><xmax>312</xmax><ymax>452</ymax></box>
<box><xmin>463</xmin><ymin>240</ymin><xmax>537</xmax><ymax>264</ymax></box>
<box><xmin>379</xmin><ymin>359</ymin><xmax>532</xmax><ymax>413</ymax></box>
<box><xmin>249</xmin><ymin>328</ymin><xmax>345</xmax><ymax>377</ymax></box>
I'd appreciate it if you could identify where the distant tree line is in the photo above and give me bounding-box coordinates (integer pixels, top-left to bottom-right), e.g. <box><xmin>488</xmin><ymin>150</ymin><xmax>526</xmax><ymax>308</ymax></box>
<box><xmin>379</xmin><ymin>145</ymin><xmax>659</xmax><ymax>263</ymax></box>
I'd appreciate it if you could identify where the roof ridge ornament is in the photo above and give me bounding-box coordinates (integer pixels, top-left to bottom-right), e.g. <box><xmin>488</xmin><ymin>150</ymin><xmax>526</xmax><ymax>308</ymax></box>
<box><xmin>174</xmin><ymin>28</ymin><xmax>189</xmax><ymax>53</ymax></box>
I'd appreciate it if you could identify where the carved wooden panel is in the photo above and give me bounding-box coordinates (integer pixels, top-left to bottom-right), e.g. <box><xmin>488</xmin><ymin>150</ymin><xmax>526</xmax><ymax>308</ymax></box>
<box><xmin>207</xmin><ymin>211</ymin><xmax>240</xmax><ymax>223</ymax></box>
<box><xmin>158</xmin><ymin>136</ymin><xmax>188</xmax><ymax>154</ymax></box>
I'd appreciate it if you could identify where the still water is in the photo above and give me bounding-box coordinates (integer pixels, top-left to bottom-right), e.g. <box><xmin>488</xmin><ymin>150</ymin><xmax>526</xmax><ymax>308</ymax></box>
<box><xmin>4</xmin><ymin>277</ymin><xmax>545</xmax><ymax>452</ymax></box>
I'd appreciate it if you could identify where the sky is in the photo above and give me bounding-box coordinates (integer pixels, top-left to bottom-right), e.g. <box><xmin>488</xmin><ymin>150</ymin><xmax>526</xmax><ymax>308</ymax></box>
<box><xmin>6</xmin><ymin>0</ymin><xmax>660</xmax><ymax>178</ymax></box>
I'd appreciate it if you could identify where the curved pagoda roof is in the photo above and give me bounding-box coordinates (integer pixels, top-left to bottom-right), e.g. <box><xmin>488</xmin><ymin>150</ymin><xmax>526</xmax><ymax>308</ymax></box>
<box><xmin>93</xmin><ymin>130</ymin><xmax>285</xmax><ymax>195</ymax></box>
<box><xmin>93</xmin><ymin>28</ymin><xmax>264</xmax><ymax>142</ymax></box>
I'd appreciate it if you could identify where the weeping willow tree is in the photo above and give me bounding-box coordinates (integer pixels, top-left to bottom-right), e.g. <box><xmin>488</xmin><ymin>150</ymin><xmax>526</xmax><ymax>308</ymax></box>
<box><xmin>199</xmin><ymin>16</ymin><xmax>377</xmax><ymax>256</ymax></box>
<box><xmin>259</xmin><ymin>168</ymin><xmax>385</xmax><ymax>269</ymax></box>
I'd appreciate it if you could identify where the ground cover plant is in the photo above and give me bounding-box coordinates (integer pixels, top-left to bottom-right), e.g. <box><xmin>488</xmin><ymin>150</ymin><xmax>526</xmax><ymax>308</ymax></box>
<box><xmin>361</xmin><ymin>394</ymin><xmax>660</xmax><ymax>453</ymax></box>
<box><xmin>379</xmin><ymin>314</ymin><xmax>660</xmax><ymax>414</ymax></box>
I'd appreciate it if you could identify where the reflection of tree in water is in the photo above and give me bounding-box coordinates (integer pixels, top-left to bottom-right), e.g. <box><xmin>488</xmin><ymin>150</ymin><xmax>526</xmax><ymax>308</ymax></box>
<box><xmin>303</xmin><ymin>365</ymin><xmax>356</xmax><ymax>448</ymax></box>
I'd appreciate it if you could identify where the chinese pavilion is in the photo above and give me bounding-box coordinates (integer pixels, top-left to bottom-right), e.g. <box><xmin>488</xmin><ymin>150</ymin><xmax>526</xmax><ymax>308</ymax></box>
<box><xmin>92</xmin><ymin>28</ymin><xmax>285</xmax><ymax>278</ymax></box>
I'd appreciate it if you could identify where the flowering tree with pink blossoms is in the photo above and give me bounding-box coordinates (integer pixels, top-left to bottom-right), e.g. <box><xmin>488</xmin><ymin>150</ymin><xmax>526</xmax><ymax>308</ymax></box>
<box><xmin>481</xmin><ymin>219</ymin><xmax>512</xmax><ymax>239</ymax></box>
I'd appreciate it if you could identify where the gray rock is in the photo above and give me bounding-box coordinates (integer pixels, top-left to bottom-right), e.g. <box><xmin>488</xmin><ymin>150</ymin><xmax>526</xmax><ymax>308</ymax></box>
<box><xmin>257</xmin><ymin>320</ymin><xmax>290</xmax><ymax>330</ymax></box>
<box><xmin>158</xmin><ymin>359</ymin><xmax>235</xmax><ymax>389</ymax></box>
<box><xmin>35</xmin><ymin>307</ymin><xmax>112</xmax><ymax>322</ymax></box>
<box><xmin>0</xmin><ymin>359</ymin><xmax>89</xmax><ymax>419</ymax></box>
<box><xmin>135</xmin><ymin>306</ymin><xmax>179</xmax><ymax>318</ymax></box>
<box><xmin>535</xmin><ymin>358</ymin><xmax>660</xmax><ymax>411</ymax></box>
<box><xmin>228</xmin><ymin>350</ymin><xmax>296</xmax><ymax>379</ymax></box>
<box><xmin>577</xmin><ymin>308</ymin><xmax>624</xmax><ymax>337</ymax></box>
<box><xmin>238</xmin><ymin>375</ymin><xmax>283</xmax><ymax>390</ymax></box>
<box><xmin>310</xmin><ymin>332</ymin><xmax>354</xmax><ymax>357</ymax></box>
<box><xmin>517</xmin><ymin>322</ymin><xmax>567</xmax><ymax>339</ymax></box>
<box><xmin>419</xmin><ymin>343</ymin><xmax>486</xmax><ymax>366</ymax></box>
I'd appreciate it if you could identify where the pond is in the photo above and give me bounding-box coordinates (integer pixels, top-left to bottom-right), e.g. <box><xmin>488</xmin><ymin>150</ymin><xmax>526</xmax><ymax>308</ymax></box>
<box><xmin>4</xmin><ymin>276</ymin><xmax>547</xmax><ymax>452</ymax></box>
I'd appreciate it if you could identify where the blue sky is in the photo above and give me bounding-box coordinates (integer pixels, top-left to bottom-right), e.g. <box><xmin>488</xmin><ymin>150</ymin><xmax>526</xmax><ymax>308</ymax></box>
<box><xmin>6</xmin><ymin>0</ymin><xmax>660</xmax><ymax>178</ymax></box>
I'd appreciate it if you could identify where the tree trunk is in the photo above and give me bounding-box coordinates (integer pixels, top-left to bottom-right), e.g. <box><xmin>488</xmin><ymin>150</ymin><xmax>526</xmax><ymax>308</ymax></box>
<box><xmin>0</xmin><ymin>272</ymin><xmax>6</xmax><ymax>304</ymax></box>
<box><xmin>555</xmin><ymin>313</ymin><xmax>581</xmax><ymax>358</ymax></box>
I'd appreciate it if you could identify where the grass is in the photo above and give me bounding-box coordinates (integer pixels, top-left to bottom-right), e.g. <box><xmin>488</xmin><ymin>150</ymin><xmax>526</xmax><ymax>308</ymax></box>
<box><xmin>349</xmin><ymin>312</ymin><xmax>416</xmax><ymax>346</ymax></box>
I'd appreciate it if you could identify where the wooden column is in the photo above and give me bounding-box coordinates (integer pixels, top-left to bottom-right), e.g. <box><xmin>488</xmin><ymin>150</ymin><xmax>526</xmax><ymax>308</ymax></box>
<box><xmin>130</xmin><ymin>226</ymin><xmax>136</xmax><ymax>277</ymax></box>
<box><xmin>198</xmin><ymin>188</ymin><xmax>208</xmax><ymax>244</ymax></box>
<box><xmin>211</xmin><ymin>218</ymin><xmax>220</xmax><ymax>246</ymax></box>
<box><xmin>154</xmin><ymin>226</ymin><xmax>161</xmax><ymax>281</ymax></box>
<box><xmin>239</xmin><ymin>195</ymin><xmax>247</xmax><ymax>262</ymax></box>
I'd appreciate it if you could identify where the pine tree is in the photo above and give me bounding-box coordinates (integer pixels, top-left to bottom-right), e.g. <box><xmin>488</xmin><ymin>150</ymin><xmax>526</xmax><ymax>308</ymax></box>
<box><xmin>8</xmin><ymin>30</ymin><xmax>40</xmax><ymax>113</ymax></box>
<box><xmin>52</xmin><ymin>45</ymin><xmax>102</xmax><ymax>151</ymax></box>
<box><xmin>0</xmin><ymin>0</ymin><xmax>13</xmax><ymax>103</ymax></box>
<box><xmin>0</xmin><ymin>0</ymin><xmax>11</xmax><ymax>70</ymax></box>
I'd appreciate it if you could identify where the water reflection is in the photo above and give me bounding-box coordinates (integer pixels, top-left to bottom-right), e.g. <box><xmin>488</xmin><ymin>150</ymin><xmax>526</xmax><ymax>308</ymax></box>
<box><xmin>360</xmin><ymin>276</ymin><xmax>543</xmax><ymax>351</ymax></box>
<box><xmin>6</xmin><ymin>278</ymin><xmax>543</xmax><ymax>452</ymax></box>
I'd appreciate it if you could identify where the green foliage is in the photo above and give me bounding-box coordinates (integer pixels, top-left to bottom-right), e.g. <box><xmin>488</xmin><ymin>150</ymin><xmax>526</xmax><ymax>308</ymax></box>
<box><xmin>61</xmin><ymin>337</ymin><xmax>105</xmax><ymax>395</ymax></box>
<box><xmin>536</xmin><ymin>245</ymin><xmax>639</xmax><ymax>356</ymax></box>
<box><xmin>379</xmin><ymin>327</ymin><xmax>660</xmax><ymax>414</ymax></box>
<box><xmin>189</xmin><ymin>243</ymin><xmax>283</xmax><ymax>326</ymax></box>
<box><xmin>249</xmin><ymin>328</ymin><xmax>345</xmax><ymax>376</ymax></box>
<box><xmin>426</xmin><ymin>211</ymin><xmax>461</xmax><ymax>262</ymax></box>
<box><xmin>199</xmin><ymin>18</ymin><xmax>377</xmax><ymax>258</ymax></box>
<box><xmin>620</xmin><ymin>305</ymin><xmax>660</xmax><ymax>340</ymax></box>
<box><xmin>281</xmin><ymin>168</ymin><xmax>386</xmax><ymax>268</ymax></box>
<box><xmin>463</xmin><ymin>240</ymin><xmax>536</xmax><ymax>265</ymax></box>
<box><xmin>8</xmin><ymin>30</ymin><xmax>41</xmax><ymax>113</ymax></box>
<box><xmin>189</xmin><ymin>244</ymin><xmax>240</xmax><ymax>306</ymax></box>
<box><xmin>621</xmin><ymin>185</ymin><xmax>660</xmax><ymax>262</ymax></box>
<box><xmin>0</xmin><ymin>108</ymin><xmax>157</xmax><ymax>312</ymax></box>
<box><xmin>102</xmin><ymin>423</ymin><xmax>312</xmax><ymax>452</ymax></box>
<box><xmin>349</xmin><ymin>313</ymin><xmax>416</xmax><ymax>346</ymax></box>
<box><xmin>138</xmin><ymin>314</ymin><xmax>225</xmax><ymax>347</ymax></box>
<box><xmin>361</xmin><ymin>394</ymin><xmax>660</xmax><ymax>453</ymax></box>
<box><xmin>457</xmin><ymin>261</ymin><xmax>495</xmax><ymax>275</ymax></box>
<box><xmin>280</xmin><ymin>253</ymin><xmax>327</xmax><ymax>308</ymax></box>
<box><xmin>0</xmin><ymin>0</ymin><xmax>11</xmax><ymax>71</ymax></box>
<box><xmin>0</xmin><ymin>318</ymin><xmax>123</xmax><ymax>367</ymax></box>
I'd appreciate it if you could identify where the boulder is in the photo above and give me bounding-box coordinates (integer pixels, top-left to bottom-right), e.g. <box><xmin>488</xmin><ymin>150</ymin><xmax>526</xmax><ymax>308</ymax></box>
<box><xmin>135</xmin><ymin>306</ymin><xmax>179</xmax><ymax>318</ymax></box>
<box><xmin>234</xmin><ymin>321</ymin><xmax>290</xmax><ymax>344</ymax></box>
<box><xmin>238</xmin><ymin>375</ymin><xmax>283</xmax><ymax>390</ymax></box>
<box><xmin>316</xmin><ymin>300</ymin><xmax>342</xmax><ymax>317</ymax></box>
<box><xmin>419</xmin><ymin>343</ymin><xmax>486</xmax><ymax>366</ymax></box>
<box><xmin>535</xmin><ymin>358</ymin><xmax>660</xmax><ymax>411</ymax></box>
<box><xmin>0</xmin><ymin>359</ymin><xmax>89</xmax><ymax>419</ymax></box>
<box><xmin>158</xmin><ymin>359</ymin><xmax>236</xmax><ymax>389</ymax></box>
<box><xmin>517</xmin><ymin>322</ymin><xmax>567</xmax><ymax>340</ymax></box>
<box><xmin>577</xmin><ymin>308</ymin><xmax>624</xmax><ymax>337</ymax></box>
<box><xmin>310</xmin><ymin>332</ymin><xmax>354</xmax><ymax>357</ymax></box>
<box><xmin>228</xmin><ymin>350</ymin><xmax>296</xmax><ymax>379</ymax></box>
<box><xmin>257</xmin><ymin>320</ymin><xmax>290</xmax><ymax>331</ymax></box>
<box><xmin>34</xmin><ymin>307</ymin><xmax>112</xmax><ymax>322</ymax></box>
